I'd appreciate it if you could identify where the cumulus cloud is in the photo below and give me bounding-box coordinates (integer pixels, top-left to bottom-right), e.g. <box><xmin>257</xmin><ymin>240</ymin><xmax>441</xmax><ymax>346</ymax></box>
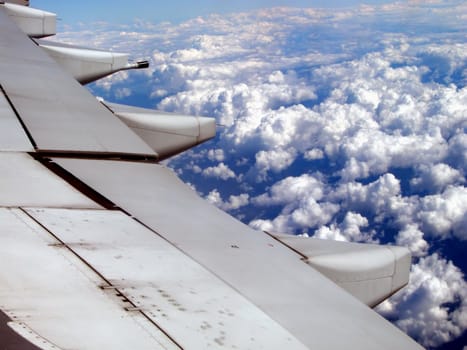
<box><xmin>377</xmin><ymin>254</ymin><xmax>467</xmax><ymax>348</ymax></box>
<box><xmin>250</xmin><ymin>174</ymin><xmax>339</xmax><ymax>234</ymax></box>
<box><xmin>207</xmin><ymin>149</ymin><xmax>225</xmax><ymax>162</ymax></box>
<box><xmin>313</xmin><ymin>212</ymin><xmax>374</xmax><ymax>242</ymax></box>
<box><xmin>61</xmin><ymin>2</ymin><xmax>467</xmax><ymax>347</ymax></box>
<box><xmin>206</xmin><ymin>189</ymin><xmax>250</xmax><ymax>211</ymax></box>
<box><xmin>418</xmin><ymin>186</ymin><xmax>467</xmax><ymax>240</ymax></box>
<box><xmin>332</xmin><ymin>173</ymin><xmax>403</xmax><ymax>218</ymax></box>
<box><xmin>252</xmin><ymin>174</ymin><xmax>326</xmax><ymax>206</ymax></box>
<box><xmin>304</xmin><ymin>148</ymin><xmax>324</xmax><ymax>160</ymax></box>
<box><xmin>395</xmin><ymin>224</ymin><xmax>428</xmax><ymax>257</ymax></box>
<box><xmin>448</xmin><ymin>132</ymin><xmax>467</xmax><ymax>172</ymax></box>
<box><xmin>202</xmin><ymin>162</ymin><xmax>236</xmax><ymax>180</ymax></box>
<box><xmin>253</xmin><ymin>148</ymin><xmax>296</xmax><ymax>181</ymax></box>
<box><xmin>410</xmin><ymin>163</ymin><xmax>465</xmax><ymax>193</ymax></box>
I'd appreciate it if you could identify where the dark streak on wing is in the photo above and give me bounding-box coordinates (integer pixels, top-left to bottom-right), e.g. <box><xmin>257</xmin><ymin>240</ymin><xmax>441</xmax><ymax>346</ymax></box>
<box><xmin>30</xmin><ymin>154</ymin><xmax>118</xmax><ymax>210</ymax></box>
<box><xmin>0</xmin><ymin>83</ymin><xmax>37</xmax><ymax>149</ymax></box>
<box><xmin>0</xmin><ymin>310</ymin><xmax>42</xmax><ymax>350</ymax></box>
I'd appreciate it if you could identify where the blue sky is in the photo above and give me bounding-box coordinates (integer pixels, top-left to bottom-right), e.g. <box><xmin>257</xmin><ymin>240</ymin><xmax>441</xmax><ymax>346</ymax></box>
<box><xmin>34</xmin><ymin>0</ymin><xmax>396</xmax><ymax>23</ymax></box>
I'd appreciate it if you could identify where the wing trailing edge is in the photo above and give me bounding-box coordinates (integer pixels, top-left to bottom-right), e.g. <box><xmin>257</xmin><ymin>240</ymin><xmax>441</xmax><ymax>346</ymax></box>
<box><xmin>50</xmin><ymin>157</ymin><xmax>423</xmax><ymax>349</ymax></box>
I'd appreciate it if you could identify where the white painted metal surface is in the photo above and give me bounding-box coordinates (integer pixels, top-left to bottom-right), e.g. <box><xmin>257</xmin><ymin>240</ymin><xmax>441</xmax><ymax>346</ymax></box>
<box><xmin>0</xmin><ymin>152</ymin><xmax>100</xmax><ymax>208</ymax></box>
<box><xmin>8</xmin><ymin>321</ymin><xmax>68</xmax><ymax>350</ymax></box>
<box><xmin>0</xmin><ymin>8</ymin><xmax>155</xmax><ymax>155</ymax></box>
<box><xmin>28</xmin><ymin>208</ymin><xmax>307</xmax><ymax>349</ymax></box>
<box><xmin>106</xmin><ymin>102</ymin><xmax>216</xmax><ymax>159</ymax></box>
<box><xmin>2</xmin><ymin>3</ymin><xmax>55</xmax><ymax>38</ymax></box>
<box><xmin>53</xmin><ymin>158</ymin><xmax>423</xmax><ymax>349</ymax></box>
<box><xmin>0</xmin><ymin>208</ymin><xmax>179</xmax><ymax>350</ymax></box>
<box><xmin>0</xmin><ymin>90</ymin><xmax>33</xmax><ymax>151</ymax></box>
<box><xmin>272</xmin><ymin>234</ymin><xmax>411</xmax><ymax>307</ymax></box>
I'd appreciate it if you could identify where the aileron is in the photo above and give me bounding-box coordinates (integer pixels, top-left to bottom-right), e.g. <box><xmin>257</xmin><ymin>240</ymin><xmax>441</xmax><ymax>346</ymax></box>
<box><xmin>26</xmin><ymin>208</ymin><xmax>308</xmax><ymax>349</ymax></box>
<box><xmin>0</xmin><ymin>208</ymin><xmax>178</xmax><ymax>350</ymax></box>
<box><xmin>51</xmin><ymin>157</ymin><xmax>423</xmax><ymax>349</ymax></box>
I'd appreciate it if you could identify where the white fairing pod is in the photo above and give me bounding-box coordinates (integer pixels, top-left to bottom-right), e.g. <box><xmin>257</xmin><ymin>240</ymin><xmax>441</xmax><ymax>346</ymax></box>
<box><xmin>271</xmin><ymin>234</ymin><xmax>411</xmax><ymax>307</ymax></box>
<box><xmin>37</xmin><ymin>41</ymin><xmax>149</xmax><ymax>85</ymax></box>
<box><xmin>2</xmin><ymin>3</ymin><xmax>55</xmax><ymax>38</ymax></box>
<box><xmin>104</xmin><ymin>102</ymin><xmax>216</xmax><ymax>160</ymax></box>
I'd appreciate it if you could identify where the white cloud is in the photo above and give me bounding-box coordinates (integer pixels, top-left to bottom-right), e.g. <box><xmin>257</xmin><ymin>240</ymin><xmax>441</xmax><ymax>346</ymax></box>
<box><xmin>313</xmin><ymin>212</ymin><xmax>374</xmax><ymax>242</ymax></box>
<box><xmin>304</xmin><ymin>148</ymin><xmax>324</xmax><ymax>160</ymax></box>
<box><xmin>254</xmin><ymin>148</ymin><xmax>296</xmax><ymax>181</ymax></box>
<box><xmin>205</xmin><ymin>188</ymin><xmax>222</xmax><ymax>206</ymax></box>
<box><xmin>333</xmin><ymin>173</ymin><xmax>402</xmax><ymax>217</ymax></box>
<box><xmin>114</xmin><ymin>87</ymin><xmax>132</xmax><ymax>99</ymax></box>
<box><xmin>312</xmin><ymin>225</ymin><xmax>344</xmax><ymax>241</ymax></box>
<box><xmin>448</xmin><ymin>131</ymin><xmax>467</xmax><ymax>173</ymax></box>
<box><xmin>418</xmin><ymin>185</ymin><xmax>467</xmax><ymax>240</ymax></box>
<box><xmin>206</xmin><ymin>189</ymin><xmax>250</xmax><ymax>211</ymax></box>
<box><xmin>250</xmin><ymin>174</ymin><xmax>339</xmax><ymax>234</ymax></box>
<box><xmin>253</xmin><ymin>174</ymin><xmax>326</xmax><ymax>206</ymax></box>
<box><xmin>377</xmin><ymin>254</ymin><xmax>467</xmax><ymax>348</ymax></box>
<box><xmin>339</xmin><ymin>212</ymin><xmax>372</xmax><ymax>241</ymax></box>
<box><xmin>411</xmin><ymin>163</ymin><xmax>465</xmax><ymax>193</ymax></box>
<box><xmin>202</xmin><ymin>162</ymin><xmax>236</xmax><ymax>180</ymax></box>
<box><xmin>207</xmin><ymin>149</ymin><xmax>225</xmax><ymax>162</ymax></box>
<box><xmin>395</xmin><ymin>224</ymin><xmax>428</xmax><ymax>257</ymax></box>
<box><xmin>226</xmin><ymin>193</ymin><xmax>250</xmax><ymax>210</ymax></box>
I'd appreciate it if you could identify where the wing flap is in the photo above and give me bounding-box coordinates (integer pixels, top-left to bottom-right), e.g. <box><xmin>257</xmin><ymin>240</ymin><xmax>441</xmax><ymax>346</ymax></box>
<box><xmin>52</xmin><ymin>157</ymin><xmax>423</xmax><ymax>349</ymax></box>
<box><xmin>0</xmin><ymin>208</ymin><xmax>179</xmax><ymax>350</ymax></box>
<box><xmin>25</xmin><ymin>208</ymin><xmax>308</xmax><ymax>349</ymax></box>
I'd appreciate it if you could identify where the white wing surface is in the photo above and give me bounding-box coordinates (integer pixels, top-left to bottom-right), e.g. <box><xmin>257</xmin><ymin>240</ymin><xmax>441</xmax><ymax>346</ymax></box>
<box><xmin>0</xmin><ymin>2</ymin><xmax>424</xmax><ymax>349</ymax></box>
<box><xmin>0</xmin><ymin>4</ymin><xmax>155</xmax><ymax>156</ymax></box>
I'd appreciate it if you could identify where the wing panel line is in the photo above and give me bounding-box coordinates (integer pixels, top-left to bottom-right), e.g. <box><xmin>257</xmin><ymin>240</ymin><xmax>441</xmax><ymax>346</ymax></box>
<box><xmin>0</xmin><ymin>83</ymin><xmax>37</xmax><ymax>149</ymax></box>
<box><xmin>30</xmin><ymin>155</ymin><xmax>118</xmax><ymax>210</ymax></box>
<box><xmin>18</xmin><ymin>207</ymin><xmax>185</xmax><ymax>350</ymax></box>
<box><xmin>50</xmin><ymin>158</ymin><xmax>423</xmax><ymax>349</ymax></box>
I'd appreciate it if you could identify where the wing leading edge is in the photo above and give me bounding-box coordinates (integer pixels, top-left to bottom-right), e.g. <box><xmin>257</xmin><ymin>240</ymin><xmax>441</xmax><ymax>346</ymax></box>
<box><xmin>0</xmin><ymin>2</ymin><xmax>423</xmax><ymax>349</ymax></box>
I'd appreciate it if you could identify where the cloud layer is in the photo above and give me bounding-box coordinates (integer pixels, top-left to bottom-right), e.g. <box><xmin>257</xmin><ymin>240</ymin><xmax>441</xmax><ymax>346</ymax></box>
<box><xmin>58</xmin><ymin>1</ymin><xmax>467</xmax><ymax>348</ymax></box>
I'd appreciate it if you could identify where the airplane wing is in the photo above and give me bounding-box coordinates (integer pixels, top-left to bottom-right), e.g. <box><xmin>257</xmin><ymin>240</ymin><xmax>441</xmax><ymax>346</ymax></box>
<box><xmin>0</xmin><ymin>2</ymin><xmax>424</xmax><ymax>349</ymax></box>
